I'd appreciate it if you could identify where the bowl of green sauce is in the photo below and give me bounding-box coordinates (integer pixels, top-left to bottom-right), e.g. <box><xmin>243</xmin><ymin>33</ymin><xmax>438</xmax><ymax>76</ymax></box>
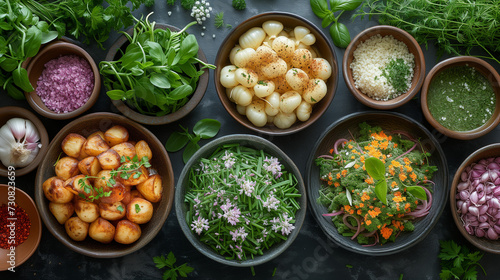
<box><xmin>421</xmin><ymin>56</ymin><xmax>500</xmax><ymax>140</ymax></box>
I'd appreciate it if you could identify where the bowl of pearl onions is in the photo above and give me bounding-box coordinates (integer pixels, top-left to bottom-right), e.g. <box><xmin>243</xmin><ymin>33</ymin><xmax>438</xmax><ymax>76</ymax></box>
<box><xmin>214</xmin><ymin>12</ymin><xmax>338</xmax><ymax>136</ymax></box>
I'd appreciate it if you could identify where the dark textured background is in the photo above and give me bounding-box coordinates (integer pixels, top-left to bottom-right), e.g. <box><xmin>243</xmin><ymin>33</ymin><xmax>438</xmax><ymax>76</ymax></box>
<box><xmin>1</xmin><ymin>1</ymin><xmax>500</xmax><ymax>279</ymax></box>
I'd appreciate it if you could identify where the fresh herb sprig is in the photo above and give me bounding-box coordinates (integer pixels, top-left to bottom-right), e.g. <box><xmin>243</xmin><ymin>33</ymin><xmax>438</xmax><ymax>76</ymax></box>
<box><xmin>232</xmin><ymin>0</ymin><xmax>246</xmax><ymax>10</ymax></box>
<box><xmin>215</xmin><ymin>12</ymin><xmax>232</xmax><ymax>29</ymax></box>
<box><xmin>165</xmin><ymin>119</ymin><xmax>221</xmax><ymax>163</ymax></box>
<box><xmin>154</xmin><ymin>252</ymin><xmax>194</xmax><ymax>280</ymax></box>
<box><xmin>77</xmin><ymin>155</ymin><xmax>151</xmax><ymax>202</ymax></box>
<box><xmin>310</xmin><ymin>0</ymin><xmax>363</xmax><ymax>48</ymax></box>
<box><xmin>439</xmin><ymin>240</ymin><xmax>486</xmax><ymax>280</ymax></box>
<box><xmin>365</xmin><ymin>157</ymin><xmax>427</xmax><ymax>205</ymax></box>
<box><xmin>355</xmin><ymin>0</ymin><xmax>500</xmax><ymax>65</ymax></box>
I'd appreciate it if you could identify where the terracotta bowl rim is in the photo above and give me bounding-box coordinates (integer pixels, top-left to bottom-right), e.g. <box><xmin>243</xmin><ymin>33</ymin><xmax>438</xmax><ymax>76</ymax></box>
<box><xmin>420</xmin><ymin>56</ymin><xmax>500</xmax><ymax>140</ymax></box>
<box><xmin>214</xmin><ymin>11</ymin><xmax>338</xmax><ymax>136</ymax></box>
<box><xmin>0</xmin><ymin>106</ymin><xmax>49</xmax><ymax>177</ymax></box>
<box><xmin>105</xmin><ymin>23</ymin><xmax>209</xmax><ymax>125</ymax></box>
<box><xmin>342</xmin><ymin>25</ymin><xmax>426</xmax><ymax>110</ymax></box>
<box><xmin>24</xmin><ymin>41</ymin><xmax>101</xmax><ymax>120</ymax></box>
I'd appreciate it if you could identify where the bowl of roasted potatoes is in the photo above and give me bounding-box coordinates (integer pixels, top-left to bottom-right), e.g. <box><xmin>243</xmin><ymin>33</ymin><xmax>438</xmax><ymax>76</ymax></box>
<box><xmin>35</xmin><ymin>113</ymin><xmax>174</xmax><ymax>257</ymax></box>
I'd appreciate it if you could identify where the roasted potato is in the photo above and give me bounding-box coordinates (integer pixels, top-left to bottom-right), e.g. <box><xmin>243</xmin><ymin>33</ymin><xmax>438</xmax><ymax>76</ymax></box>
<box><xmin>88</xmin><ymin>131</ymin><xmax>105</xmax><ymax>140</ymax></box>
<box><xmin>65</xmin><ymin>217</ymin><xmax>89</xmax><ymax>241</ymax></box>
<box><xmin>55</xmin><ymin>157</ymin><xmax>80</xmax><ymax>180</ymax></box>
<box><xmin>99</xmin><ymin>182</ymin><xmax>127</xmax><ymax>204</ymax></box>
<box><xmin>94</xmin><ymin>170</ymin><xmax>112</xmax><ymax>190</ymax></box>
<box><xmin>117</xmin><ymin>164</ymin><xmax>148</xmax><ymax>186</ymax></box>
<box><xmin>77</xmin><ymin>141</ymin><xmax>89</xmax><ymax>160</ymax></box>
<box><xmin>97</xmin><ymin>149</ymin><xmax>121</xmax><ymax>170</ymax></box>
<box><xmin>135</xmin><ymin>140</ymin><xmax>152</xmax><ymax>161</ymax></box>
<box><xmin>74</xmin><ymin>199</ymin><xmax>100</xmax><ymax>223</ymax></box>
<box><xmin>137</xmin><ymin>174</ymin><xmax>162</xmax><ymax>203</ymax></box>
<box><xmin>89</xmin><ymin>218</ymin><xmax>116</xmax><ymax>244</ymax></box>
<box><xmin>99</xmin><ymin>201</ymin><xmax>127</xmax><ymax>220</ymax></box>
<box><xmin>49</xmin><ymin>202</ymin><xmax>75</xmax><ymax>224</ymax></box>
<box><xmin>125</xmin><ymin>190</ymin><xmax>144</xmax><ymax>205</ymax></box>
<box><xmin>126</xmin><ymin>198</ymin><xmax>153</xmax><ymax>224</ymax></box>
<box><xmin>43</xmin><ymin>177</ymin><xmax>74</xmax><ymax>203</ymax></box>
<box><xmin>104</xmin><ymin>125</ymin><xmax>129</xmax><ymax>147</ymax></box>
<box><xmin>110</xmin><ymin>142</ymin><xmax>136</xmax><ymax>160</ymax></box>
<box><xmin>84</xmin><ymin>134</ymin><xmax>110</xmax><ymax>156</ymax></box>
<box><xmin>78</xmin><ymin>156</ymin><xmax>101</xmax><ymax>177</ymax></box>
<box><xmin>61</xmin><ymin>133</ymin><xmax>86</xmax><ymax>158</ymax></box>
<box><xmin>114</xmin><ymin>220</ymin><xmax>141</xmax><ymax>244</ymax></box>
<box><xmin>66</xmin><ymin>174</ymin><xmax>96</xmax><ymax>200</ymax></box>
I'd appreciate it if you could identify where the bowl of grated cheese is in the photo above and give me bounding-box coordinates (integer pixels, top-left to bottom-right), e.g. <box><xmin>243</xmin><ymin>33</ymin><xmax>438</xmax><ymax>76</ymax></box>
<box><xmin>343</xmin><ymin>25</ymin><xmax>425</xmax><ymax>110</ymax></box>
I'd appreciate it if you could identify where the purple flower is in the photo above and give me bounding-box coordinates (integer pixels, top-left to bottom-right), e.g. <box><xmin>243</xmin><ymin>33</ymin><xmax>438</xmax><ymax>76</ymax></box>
<box><xmin>191</xmin><ymin>216</ymin><xmax>210</xmax><ymax>235</ymax></box>
<box><xmin>263</xmin><ymin>193</ymin><xmax>280</xmax><ymax>212</ymax></box>
<box><xmin>239</xmin><ymin>179</ymin><xmax>256</xmax><ymax>197</ymax></box>
<box><xmin>263</xmin><ymin>156</ymin><xmax>282</xmax><ymax>178</ymax></box>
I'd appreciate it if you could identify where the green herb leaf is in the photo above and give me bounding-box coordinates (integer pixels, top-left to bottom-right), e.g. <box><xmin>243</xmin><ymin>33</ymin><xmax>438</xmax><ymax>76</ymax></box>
<box><xmin>117</xmin><ymin>205</ymin><xmax>124</xmax><ymax>212</ymax></box>
<box><xmin>150</xmin><ymin>73</ymin><xmax>172</xmax><ymax>89</ymax></box>
<box><xmin>107</xmin><ymin>89</ymin><xmax>125</xmax><ymax>100</ymax></box>
<box><xmin>193</xmin><ymin>119</ymin><xmax>221</xmax><ymax>139</ymax></box>
<box><xmin>374</xmin><ymin>179</ymin><xmax>387</xmax><ymax>205</ymax></box>
<box><xmin>364</xmin><ymin>157</ymin><xmax>385</xmax><ymax>180</ymax></box>
<box><xmin>321</xmin><ymin>12</ymin><xmax>335</xmax><ymax>28</ymax></box>
<box><xmin>329</xmin><ymin>22</ymin><xmax>351</xmax><ymax>48</ymax></box>
<box><xmin>166</xmin><ymin>132</ymin><xmax>190</xmax><ymax>152</ymax></box>
<box><xmin>135</xmin><ymin>203</ymin><xmax>141</xmax><ymax>213</ymax></box>
<box><xmin>183</xmin><ymin>140</ymin><xmax>200</xmax><ymax>164</ymax></box>
<box><xmin>310</xmin><ymin>0</ymin><xmax>330</xmax><ymax>18</ymax></box>
<box><xmin>169</xmin><ymin>84</ymin><xmax>193</xmax><ymax>100</ymax></box>
<box><xmin>406</xmin><ymin>186</ymin><xmax>427</xmax><ymax>200</ymax></box>
<box><xmin>12</xmin><ymin>66</ymin><xmax>34</xmax><ymax>92</ymax></box>
<box><xmin>330</xmin><ymin>0</ymin><xmax>363</xmax><ymax>12</ymax></box>
<box><xmin>154</xmin><ymin>252</ymin><xmax>194</xmax><ymax>280</ymax></box>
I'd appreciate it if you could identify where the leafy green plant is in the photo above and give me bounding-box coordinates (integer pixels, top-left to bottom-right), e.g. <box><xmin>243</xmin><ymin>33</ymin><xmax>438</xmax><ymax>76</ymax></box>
<box><xmin>310</xmin><ymin>0</ymin><xmax>362</xmax><ymax>48</ymax></box>
<box><xmin>99</xmin><ymin>13</ymin><xmax>216</xmax><ymax>116</ymax></box>
<box><xmin>438</xmin><ymin>240</ymin><xmax>486</xmax><ymax>280</ymax></box>
<box><xmin>154</xmin><ymin>252</ymin><xmax>194</xmax><ymax>280</ymax></box>
<box><xmin>365</xmin><ymin>157</ymin><xmax>426</xmax><ymax>205</ymax></box>
<box><xmin>232</xmin><ymin>0</ymin><xmax>246</xmax><ymax>10</ymax></box>
<box><xmin>0</xmin><ymin>0</ymin><xmax>58</xmax><ymax>100</ymax></box>
<box><xmin>355</xmin><ymin>0</ymin><xmax>500</xmax><ymax>65</ymax></box>
<box><xmin>165</xmin><ymin>119</ymin><xmax>221</xmax><ymax>163</ymax></box>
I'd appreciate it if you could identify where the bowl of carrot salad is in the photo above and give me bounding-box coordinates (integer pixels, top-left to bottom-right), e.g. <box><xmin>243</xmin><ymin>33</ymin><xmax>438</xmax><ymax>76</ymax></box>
<box><xmin>306</xmin><ymin>111</ymin><xmax>448</xmax><ymax>255</ymax></box>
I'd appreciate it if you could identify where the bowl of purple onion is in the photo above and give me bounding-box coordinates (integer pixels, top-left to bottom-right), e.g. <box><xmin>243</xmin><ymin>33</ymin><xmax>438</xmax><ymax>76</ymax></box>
<box><xmin>451</xmin><ymin>143</ymin><xmax>500</xmax><ymax>254</ymax></box>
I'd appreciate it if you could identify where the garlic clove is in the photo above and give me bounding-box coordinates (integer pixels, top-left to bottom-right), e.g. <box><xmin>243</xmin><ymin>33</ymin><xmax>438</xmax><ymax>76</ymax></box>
<box><xmin>7</xmin><ymin>118</ymin><xmax>27</xmax><ymax>141</ymax></box>
<box><xmin>24</xmin><ymin>119</ymin><xmax>40</xmax><ymax>143</ymax></box>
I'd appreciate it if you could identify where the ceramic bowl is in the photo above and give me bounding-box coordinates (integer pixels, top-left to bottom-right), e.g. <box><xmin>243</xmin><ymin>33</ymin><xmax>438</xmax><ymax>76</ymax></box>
<box><xmin>25</xmin><ymin>41</ymin><xmax>101</xmax><ymax>120</ymax></box>
<box><xmin>0</xmin><ymin>184</ymin><xmax>42</xmax><ymax>271</ymax></box>
<box><xmin>34</xmin><ymin>113</ymin><xmax>175</xmax><ymax>258</ymax></box>
<box><xmin>214</xmin><ymin>12</ymin><xmax>338</xmax><ymax>135</ymax></box>
<box><xmin>306</xmin><ymin>111</ymin><xmax>448</xmax><ymax>256</ymax></box>
<box><xmin>0</xmin><ymin>106</ymin><xmax>49</xmax><ymax>177</ymax></box>
<box><xmin>450</xmin><ymin>143</ymin><xmax>500</xmax><ymax>254</ymax></box>
<box><xmin>104</xmin><ymin>23</ymin><xmax>209</xmax><ymax>125</ymax></box>
<box><xmin>420</xmin><ymin>56</ymin><xmax>500</xmax><ymax>140</ymax></box>
<box><xmin>175</xmin><ymin>134</ymin><xmax>307</xmax><ymax>266</ymax></box>
<box><xmin>343</xmin><ymin>25</ymin><xmax>425</xmax><ymax>109</ymax></box>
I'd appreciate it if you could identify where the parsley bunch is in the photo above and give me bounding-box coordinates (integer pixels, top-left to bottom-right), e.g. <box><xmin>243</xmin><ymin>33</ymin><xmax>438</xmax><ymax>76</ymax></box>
<box><xmin>154</xmin><ymin>252</ymin><xmax>194</xmax><ymax>280</ymax></box>
<box><xmin>438</xmin><ymin>240</ymin><xmax>486</xmax><ymax>280</ymax></box>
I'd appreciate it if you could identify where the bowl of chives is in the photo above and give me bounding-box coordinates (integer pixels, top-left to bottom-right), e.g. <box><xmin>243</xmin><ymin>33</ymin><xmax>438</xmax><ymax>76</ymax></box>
<box><xmin>175</xmin><ymin>134</ymin><xmax>306</xmax><ymax>266</ymax></box>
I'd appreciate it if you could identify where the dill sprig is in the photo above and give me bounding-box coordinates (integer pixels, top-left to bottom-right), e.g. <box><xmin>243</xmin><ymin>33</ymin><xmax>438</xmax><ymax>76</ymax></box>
<box><xmin>355</xmin><ymin>0</ymin><xmax>500</xmax><ymax>65</ymax></box>
<box><xmin>214</xmin><ymin>12</ymin><xmax>232</xmax><ymax>29</ymax></box>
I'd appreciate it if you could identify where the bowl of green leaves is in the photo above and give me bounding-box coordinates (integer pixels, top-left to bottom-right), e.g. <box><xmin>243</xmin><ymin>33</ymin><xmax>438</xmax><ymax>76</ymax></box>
<box><xmin>175</xmin><ymin>134</ymin><xmax>307</xmax><ymax>266</ymax></box>
<box><xmin>100</xmin><ymin>13</ymin><xmax>215</xmax><ymax>125</ymax></box>
<box><xmin>306</xmin><ymin>111</ymin><xmax>448</xmax><ymax>256</ymax></box>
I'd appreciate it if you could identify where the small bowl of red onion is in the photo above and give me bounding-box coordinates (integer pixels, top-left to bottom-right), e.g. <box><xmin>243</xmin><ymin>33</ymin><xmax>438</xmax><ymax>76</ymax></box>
<box><xmin>451</xmin><ymin>143</ymin><xmax>500</xmax><ymax>254</ymax></box>
<box><xmin>25</xmin><ymin>40</ymin><xmax>101</xmax><ymax>120</ymax></box>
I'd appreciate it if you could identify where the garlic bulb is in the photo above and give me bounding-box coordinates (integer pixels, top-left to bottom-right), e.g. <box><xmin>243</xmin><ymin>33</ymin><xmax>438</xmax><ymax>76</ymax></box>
<box><xmin>262</xmin><ymin>21</ymin><xmax>284</xmax><ymax>39</ymax></box>
<box><xmin>0</xmin><ymin>118</ymin><xmax>41</xmax><ymax>167</ymax></box>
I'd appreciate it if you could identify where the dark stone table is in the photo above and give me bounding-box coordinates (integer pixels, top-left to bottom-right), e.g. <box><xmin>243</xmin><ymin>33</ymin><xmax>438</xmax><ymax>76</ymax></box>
<box><xmin>2</xmin><ymin>1</ymin><xmax>500</xmax><ymax>279</ymax></box>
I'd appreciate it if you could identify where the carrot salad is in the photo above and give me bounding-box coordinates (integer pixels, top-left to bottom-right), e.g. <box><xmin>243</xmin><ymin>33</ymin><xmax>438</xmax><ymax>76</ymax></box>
<box><xmin>315</xmin><ymin>122</ymin><xmax>437</xmax><ymax>245</ymax></box>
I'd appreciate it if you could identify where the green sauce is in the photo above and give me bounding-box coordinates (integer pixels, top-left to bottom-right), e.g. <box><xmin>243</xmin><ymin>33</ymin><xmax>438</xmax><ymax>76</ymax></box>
<box><xmin>427</xmin><ymin>65</ymin><xmax>496</xmax><ymax>131</ymax></box>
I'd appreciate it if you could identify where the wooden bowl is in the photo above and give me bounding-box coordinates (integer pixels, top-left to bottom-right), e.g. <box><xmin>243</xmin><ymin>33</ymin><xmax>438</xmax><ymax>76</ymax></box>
<box><xmin>104</xmin><ymin>23</ymin><xmax>209</xmax><ymax>125</ymax></box>
<box><xmin>34</xmin><ymin>113</ymin><xmax>175</xmax><ymax>258</ymax></box>
<box><xmin>25</xmin><ymin>41</ymin><xmax>101</xmax><ymax>120</ymax></box>
<box><xmin>214</xmin><ymin>12</ymin><xmax>338</xmax><ymax>135</ymax></box>
<box><xmin>343</xmin><ymin>25</ymin><xmax>425</xmax><ymax>109</ymax></box>
<box><xmin>420</xmin><ymin>56</ymin><xmax>500</xmax><ymax>140</ymax></box>
<box><xmin>306</xmin><ymin>111</ymin><xmax>448</xmax><ymax>255</ymax></box>
<box><xmin>450</xmin><ymin>144</ymin><xmax>500</xmax><ymax>254</ymax></box>
<box><xmin>0</xmin><ymin>184</ymin><xmax>42</xmax><ymax>271</ymax></box>
<box><xmin>0</xmin><ymin>106</ymin><xmax>49</xmax><ymax>177</ymax></box>
<box><xmin>175</xmin><ymin>134</ymin><xmax>307</xmax><ymax>266</ymax></box>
